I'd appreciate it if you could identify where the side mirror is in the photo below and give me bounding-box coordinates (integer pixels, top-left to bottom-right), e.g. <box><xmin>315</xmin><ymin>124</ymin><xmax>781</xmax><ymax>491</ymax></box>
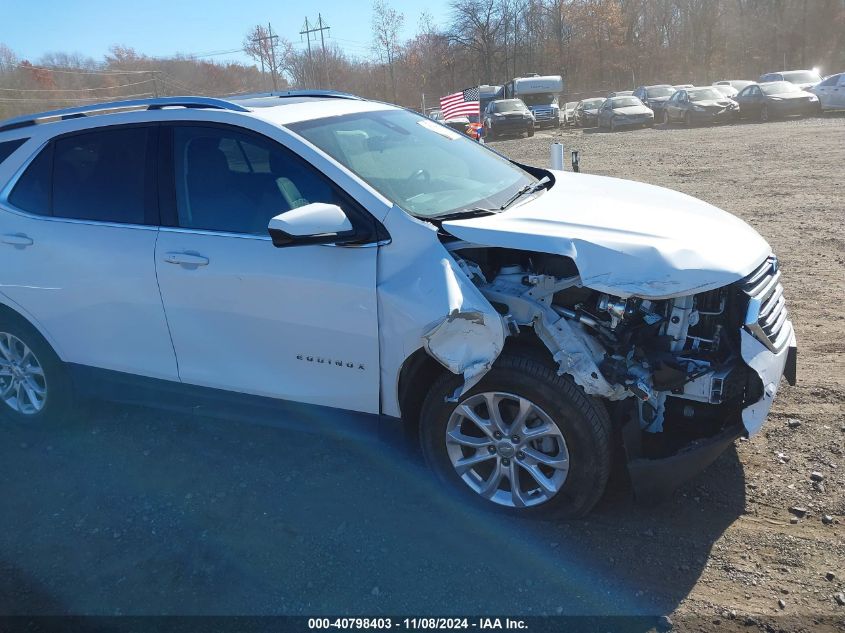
<box><xmin>268</xmin><ymin>203</ymin><xmax>355</xmax><ymax>248</ymax></box>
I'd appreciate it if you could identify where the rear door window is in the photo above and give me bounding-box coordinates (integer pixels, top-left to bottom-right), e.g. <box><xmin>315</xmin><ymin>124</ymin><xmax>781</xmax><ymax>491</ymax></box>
<box><xmin>52</xmin><ymin>127</ymin><xmax>154</xmax><ymax>225</ymax></box>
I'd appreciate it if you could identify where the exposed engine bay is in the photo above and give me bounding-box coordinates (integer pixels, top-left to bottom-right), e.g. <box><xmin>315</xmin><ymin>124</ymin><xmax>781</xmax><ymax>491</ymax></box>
<box><xmin>445</xmin><ymin>244</ymin><xmax>763</xmax><ymax>459</ymax></box>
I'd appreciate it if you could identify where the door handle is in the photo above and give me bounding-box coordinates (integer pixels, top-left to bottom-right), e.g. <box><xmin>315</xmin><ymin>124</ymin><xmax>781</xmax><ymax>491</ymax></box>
<box><xmin>163</xmin><ymin>252</ymin><xmax>209</xmax><ymax>267</ymax></box>
<box><xmin>2</xmin><ymin>233</ymin><xmax>33</xmax><ymax>247</ymax></box>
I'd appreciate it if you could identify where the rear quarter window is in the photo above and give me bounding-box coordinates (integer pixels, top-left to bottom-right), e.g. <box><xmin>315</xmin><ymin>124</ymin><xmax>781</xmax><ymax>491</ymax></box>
<box><xmin>8</xmin><ymin>143</ymin><xmax>53</xmax><ymax>216</ymax></box>
<box><xmin>0</xmin><ymin>138</ymin><xmax>27</xmax><ymax>165</ymax></box>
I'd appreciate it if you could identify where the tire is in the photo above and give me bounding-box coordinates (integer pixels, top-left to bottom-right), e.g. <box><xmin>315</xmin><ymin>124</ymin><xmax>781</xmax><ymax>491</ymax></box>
<box><xmin>684</xmin><ymin>111</ymin><xmax>692</xmax><ymax>126</ymax></box>
<box><xmin>610</xmin><ymin>119</ymin><xmax>616</xmax><ymax>132</ymax></box>
<box><xmin>419</xmin><ymin>354</ymin><xmax>612</xmax><ymax>519</ymax></box>
<box><xmin>760</xmin><ymin>105</ymin><xmax>769</xmax><ymax>122</ymax></box>
<box><xmin>663</xmin><ymin>110</ymin><xmax>669</xmax><ymax>125</ymax></box>
<box><xmin>527</xmin><ymin>126</ymin><xmax>534</xmax><ymax>137</ymax></box>
<box><xmin>0</xmin><ymin>312</ymin><xmax>73</xmax><ymax>425</ymax></box>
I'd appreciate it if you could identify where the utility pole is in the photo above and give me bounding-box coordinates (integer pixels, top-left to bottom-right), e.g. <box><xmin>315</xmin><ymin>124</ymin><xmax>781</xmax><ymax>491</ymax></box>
<box><xmin>300</xmin><ymin>17</ymin><xmax>315</xmax><ymax>88</ymax></box>
<box><xmin>301</xmin><ymin>15</ymin><xmax>331</xmax><ymax>88</ymax></box>
<box><xmin>255</xmin><ymin>24</ymin><xmax>280</xmax><ymax>91</ymax></box>
<box><xmin>317</xmin><ymin>14</ymin><xmax>330</xmax><ymax>87</ymax></box>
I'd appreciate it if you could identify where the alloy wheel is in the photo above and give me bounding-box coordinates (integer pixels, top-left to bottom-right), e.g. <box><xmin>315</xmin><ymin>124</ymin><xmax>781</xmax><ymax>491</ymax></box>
<box><xmin>0</xmin><ymin>332</ymin><xmax>48</xmax><ymax>415</ymax></box>
<box><xmin>445</xmin><ymin>392</ymin><xmax>570</xmax><ymax>508</ymax></box>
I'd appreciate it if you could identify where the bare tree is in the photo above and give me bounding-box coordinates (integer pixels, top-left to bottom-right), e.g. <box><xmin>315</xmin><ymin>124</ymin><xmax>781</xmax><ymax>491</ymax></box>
<box><xmin>372</xmin><ymin>0</ymin><xmax>405</xmax><ymax>102</ymax></box>
<box><xmin>243</xmin><ymin>25</ymin><xmax>293</xmax><ymax>91</ymax></box>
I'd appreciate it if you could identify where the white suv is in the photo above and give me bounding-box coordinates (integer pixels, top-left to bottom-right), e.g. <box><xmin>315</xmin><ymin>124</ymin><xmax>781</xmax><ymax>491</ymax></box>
<box><xmin>0</xmin><ymin>93</ymin><xmax>796</xmax><ymax>517</ymax></box>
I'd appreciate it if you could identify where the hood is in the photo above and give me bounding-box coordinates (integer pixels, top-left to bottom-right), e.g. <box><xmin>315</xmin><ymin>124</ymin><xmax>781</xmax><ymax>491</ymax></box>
<box><xmin>693</xmin><ymin>99</ymin><xmax>734</xmax><ymax>108</ymax></box>
<box><xmin>614</xmin><ymin>105</ymin><xmax>652</xmax><ymax>115</ymax></box>
<box><xmin>770</xmin><ymin>91</ymin><xmax>812</xmax><ymax>100</ymax></box>
<box><xmin>441</xmin><ymin>171</ymin><xmax>771</xmax><ymax>299</ymax></box>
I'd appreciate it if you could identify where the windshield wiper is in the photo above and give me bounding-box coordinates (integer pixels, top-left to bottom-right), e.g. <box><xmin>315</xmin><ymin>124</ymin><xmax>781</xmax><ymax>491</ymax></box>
<box><xmin>427</xmin><ymin>208</ymin><xmax>499</xmax><ymax>222</ymax></box>
<box><xmin>498</xmin><ymin>175</ymin><xmax>552</xmax><ymax>211</ymax></box>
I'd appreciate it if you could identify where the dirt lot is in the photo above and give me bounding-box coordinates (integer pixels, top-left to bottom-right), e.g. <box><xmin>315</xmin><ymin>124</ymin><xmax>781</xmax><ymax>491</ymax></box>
<box><xmin>1</xmin><ymin>115</ymin><xmax>843</xmax><ymax>631</ymax></box>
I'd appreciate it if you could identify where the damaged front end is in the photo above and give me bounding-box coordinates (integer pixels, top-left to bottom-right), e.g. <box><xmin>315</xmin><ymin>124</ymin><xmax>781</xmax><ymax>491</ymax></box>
<box><xmin>444</xmin><ymin>245</ymin><xmax>797</xmax><ymax>500</ymax></box>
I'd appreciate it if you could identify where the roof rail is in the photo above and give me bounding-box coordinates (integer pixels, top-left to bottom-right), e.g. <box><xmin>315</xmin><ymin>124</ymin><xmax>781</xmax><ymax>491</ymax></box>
<box><xmin>0</xmin><ymin>96</ymin><xmax>251</xmax><ymax>134</ymax></box>
<box><xmin>228</xmin><ymin>89</ymin><xmax>362</xmax><ymax>101</ymax></box>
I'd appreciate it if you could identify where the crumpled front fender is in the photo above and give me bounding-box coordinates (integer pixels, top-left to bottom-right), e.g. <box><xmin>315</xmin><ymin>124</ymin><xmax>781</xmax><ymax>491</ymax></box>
<box><xmin>377</xmin><ymin>208</ymin><xmax>507</xmax><ymax>418</ymax></box>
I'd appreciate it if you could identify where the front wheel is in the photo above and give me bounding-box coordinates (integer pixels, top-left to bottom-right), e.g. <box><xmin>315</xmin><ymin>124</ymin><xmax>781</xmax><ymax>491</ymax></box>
<box><xmin>0</xmin><ymin>315</ymin><xmax>72</xmax><ymax>425</ymax></box>
<box><xmin>663</xmin><ymin>110</ymin><xmax>669</xmax><ymax>125</ymax></box>
<box><xmin>760</xmin><ymin>105</ymin><xmax>769</xmax><ymax>122</ymax></box>
<box><xmin>527</xmin><ymin>126</ymin><xmax>535</xmax><ymax>137</ymax></box>
<box><xmin>419</xmin><ymin>354</ymin><xmax>612</xmax><ymax>518</ymax></box>
<box><xmin>684</xmin><ymin>111</ymin><xmax>692</xmax><ymax>126</ymax></box>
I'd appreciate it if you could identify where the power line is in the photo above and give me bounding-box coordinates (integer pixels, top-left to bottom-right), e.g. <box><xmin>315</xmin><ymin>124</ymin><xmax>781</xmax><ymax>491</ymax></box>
<box><xmin>0</xmin><ymin>91</ymin><xmax>155</xmax><ymax>103</ymax></box>
<box><xmin>13</xmin><ymin>63</ymin><xmax>151</xmax><ymax>76</ymax></box>
<box><xmin>0</xmin><ymin>79</ymin><xmax>156</xmax><ymax>92</ymax></box>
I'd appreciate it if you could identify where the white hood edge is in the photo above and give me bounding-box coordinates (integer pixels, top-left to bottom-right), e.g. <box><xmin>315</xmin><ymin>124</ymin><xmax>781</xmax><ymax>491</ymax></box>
<box><xmin>442</xmin><ymin>170</ymin><xmax>772</xmax><ymax>300</ymax></box>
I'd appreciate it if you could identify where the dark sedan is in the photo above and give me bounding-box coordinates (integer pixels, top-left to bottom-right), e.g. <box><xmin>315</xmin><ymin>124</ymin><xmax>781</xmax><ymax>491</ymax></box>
<box><xmin>663</xmin><ymin>87</ymin><xmax>739</xmax><ymax>125</ymax></box>
<box><xmin>735</xmin><ymin>81</ymin><xmax>820</xmax><ymax>121</ymax></box>
<box><xmin>573</xmin><ymin>98</ymin><xmax>605</xmax><ymax>127</ymax></box>
<box><xmin>632</xmin><ymin>85</ymin><xmax>676</xmax><ymax>115</ymax></box>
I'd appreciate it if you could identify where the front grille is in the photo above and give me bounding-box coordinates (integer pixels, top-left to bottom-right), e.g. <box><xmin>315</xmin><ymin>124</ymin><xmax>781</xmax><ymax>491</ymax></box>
<box><xmin>739</xmin><ymin>256</ymin><xmax>791</xmax><ymax>352</ymax></box>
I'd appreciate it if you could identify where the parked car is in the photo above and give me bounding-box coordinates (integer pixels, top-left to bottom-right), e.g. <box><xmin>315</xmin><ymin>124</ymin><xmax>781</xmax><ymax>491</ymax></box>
<box><xmin>714</xmin><ymin>80</ymin><xmax>754</xmax><ymax>92</ymax></box>
<box><xmin>444</xmin><ymin>116</ymin><xmax>471</xmax><ymax>134</ymax></box>
<box><xmin>673</xmin><ymin>84</ymin><xmax>694</xmax><ymax>90</ymax></box>
<box><xmin>632</xmin><ymin>85</ymin><xmax>677</xmax><ymax>116</ymax></box>
<box><xmin>663</xmin><ymin>86</ymin><xmax>740</xmax><ymax>125</ymax></box>
<box><xmin>0</xmin><ymin>93</ymin><xmax>796</xmax><ymax>518</ymax></box>
<box><xmin>759</xmin><ymin>69</ymin><xmax>823</xmax><ymax>91</ymax></box>
<box><xmin>561</xmin><ymin>101</ymin><xmax>579</xmax><ymax>126</ymax></box>
<box><xmin>606</xmin><ymin>90</ymin><xmax>633</xmax><ymax>98</ymax></box>
<box><xmin>735</xmin><ymin>81</ymin><xmax>820</xmax><ymax>121</ymax></box>
<box><xmin>597</xmin><ymin>95</ymin><xmax>654</xmax><ymax>130</ymax></box>
<box><xmin>807</xmin><ymin>72</ymin><xmax>845</xmax><ymax>111</ymax></box>
<box><xmin>712</xmin><ymin>84</ymin><xmax>739</xmax><ymax>99</ymax></box>
<box><xmin>428</xmin><ymin>109</ymin><xmax>444</xmax><ymax>122</ymax></box>
<box><xmin>573</xmin><ymin>98</ymin><xmax>605</xmax><ymax>127</ymax></box>
<box><xmin>482</xmin><ymin>99</ymin><xmax>535</xmax><ymax>139</ymax></box>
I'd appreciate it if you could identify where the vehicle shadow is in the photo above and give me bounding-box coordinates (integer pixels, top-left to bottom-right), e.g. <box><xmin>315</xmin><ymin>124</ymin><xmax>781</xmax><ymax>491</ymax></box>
<box><xmin>0</xmin><ymin>402</ymin><xmax>745</xmax><ymax>624</ymax></box>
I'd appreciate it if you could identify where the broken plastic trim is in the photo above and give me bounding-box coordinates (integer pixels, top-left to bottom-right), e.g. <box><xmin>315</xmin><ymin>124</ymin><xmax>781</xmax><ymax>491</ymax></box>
<box><xmin>422</xmin><ymin>309</ymin><xmax>503</xmax><ymax>401</ymax></box>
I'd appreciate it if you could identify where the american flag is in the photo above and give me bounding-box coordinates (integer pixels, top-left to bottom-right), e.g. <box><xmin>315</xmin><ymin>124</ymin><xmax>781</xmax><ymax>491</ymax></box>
<box><xmin>440</xmin><ymin>87</ymin><xmax>480</xmax><ymax>120</ymax></box>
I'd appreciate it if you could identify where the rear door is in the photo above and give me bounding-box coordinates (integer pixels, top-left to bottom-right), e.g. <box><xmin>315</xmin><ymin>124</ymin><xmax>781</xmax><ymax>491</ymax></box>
<box><xmin>154</xmin><ymin>123</ymin><xmax>380</xmax><ymax>413</ymax></box>
<box><xmin>0</xmin><ymin>125</ymin><xmax>178</xmax><ymax>381</ymax></box>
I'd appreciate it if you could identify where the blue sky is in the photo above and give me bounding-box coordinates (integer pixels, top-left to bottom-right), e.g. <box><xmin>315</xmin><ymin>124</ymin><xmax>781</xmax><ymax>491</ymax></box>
<box><xmin>4</xmin><ymin>0</ymin><xmax>450</xmax><ymax>66</ymax></box>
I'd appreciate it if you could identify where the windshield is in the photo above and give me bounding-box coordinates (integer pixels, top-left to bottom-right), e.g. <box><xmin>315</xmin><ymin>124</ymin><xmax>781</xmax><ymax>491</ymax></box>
<box><xmin>521</xmin><ymin>93</ymin><xmax>557</xmax><ymax>107</ymax></box>
<box><xmin>288</xmin><ymin>109</ymin><xmax>536</xmax><ymax>220</ymax></box>
<box><xmin>494</xmin><ymin>100</ymin><xmax>527</xmax><ymax>112</ymax></box>
<box><xmin>581</xmin><ymin>98</ymin><xmax>604</xmax><ymax>109</ymax></box>
<box><xmin>646</xmin><ymin>86</ymin><xmax>675</xmax><ymax>98</ymax></box>
<box><xmin>688</xmin><ymin>88</ymin><xmax>725</xmax><ymax>101</ymax></box>
<box><xmin>761</xmin><ymin>81</ymin><xmax>801</xmax><ymax>95</ymax></box>
<box><xmin>611</xmin><ymin>97</ymin><xmax>641</xmax><ymax>108</ymax></box>
<box><xmin>782</xmin><ymin>70</ymin><xmax>821</xmax><ymax>84</ymax></box>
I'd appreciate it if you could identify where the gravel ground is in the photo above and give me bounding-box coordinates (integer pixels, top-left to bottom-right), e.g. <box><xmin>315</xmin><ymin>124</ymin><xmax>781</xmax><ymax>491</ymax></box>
<box><xmin>1</xmin><ymin>114</ymin><xmax>843</xmax><ymax>631</ymax></box>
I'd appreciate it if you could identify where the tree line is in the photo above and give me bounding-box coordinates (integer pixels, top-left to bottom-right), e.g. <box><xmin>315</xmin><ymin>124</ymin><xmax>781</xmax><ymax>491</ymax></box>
<box><xmin>2</xmin><ymin>0</ymin><xmax>843</xmax><ymax>120</ymax></box>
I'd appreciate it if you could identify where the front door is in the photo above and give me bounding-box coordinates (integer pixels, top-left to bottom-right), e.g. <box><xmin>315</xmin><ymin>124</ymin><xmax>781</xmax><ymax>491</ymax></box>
<box><xmin>154</xmin><ymin>124</ymin><xmax>380</xmax><ymax>413</ymax></box>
